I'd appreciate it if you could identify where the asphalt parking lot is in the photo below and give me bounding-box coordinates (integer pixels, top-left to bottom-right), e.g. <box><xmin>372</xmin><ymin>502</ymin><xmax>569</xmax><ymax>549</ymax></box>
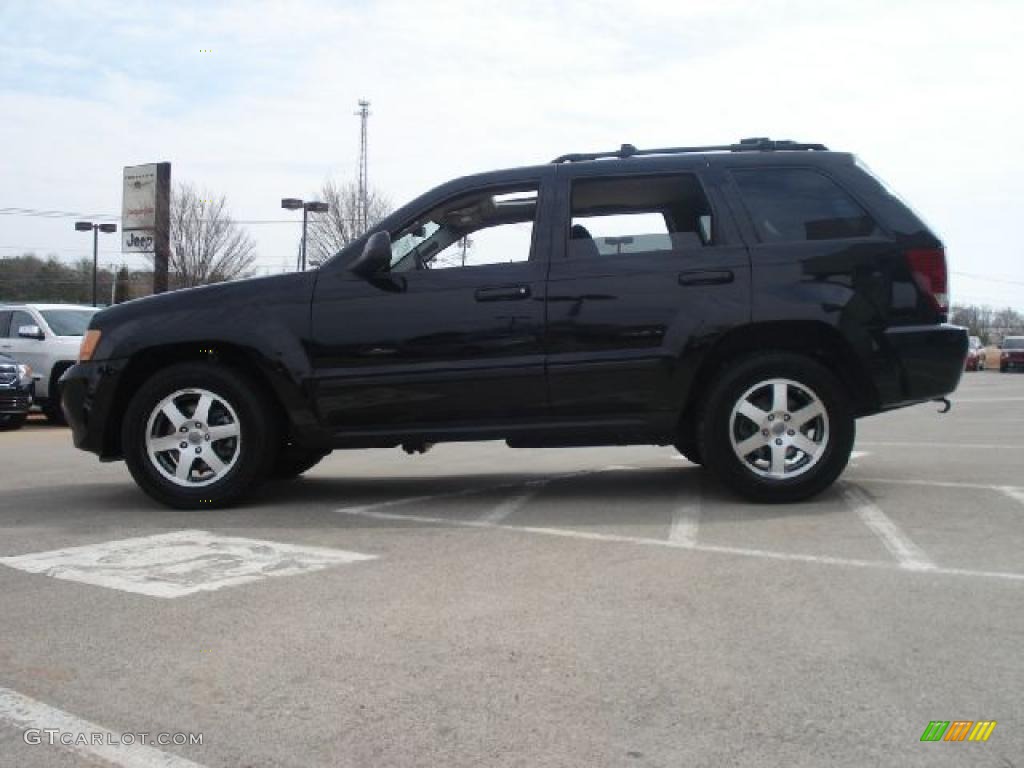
<box><xmin>1</xmin><ymin>372</ymin><xmax>1022</xmax><ymax>767</ymax></box>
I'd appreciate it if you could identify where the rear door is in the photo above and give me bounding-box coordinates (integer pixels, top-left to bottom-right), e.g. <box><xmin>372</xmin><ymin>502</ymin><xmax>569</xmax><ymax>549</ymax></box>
<box><xmin>544</xmin><ymin>164</ymin><xmax>751</xmax><ymax>430</ymax></box>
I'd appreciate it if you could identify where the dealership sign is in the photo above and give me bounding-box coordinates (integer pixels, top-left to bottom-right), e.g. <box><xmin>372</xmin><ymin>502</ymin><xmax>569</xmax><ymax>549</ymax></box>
<box><xmin>122</xmin><ymin>162</ymin><xmax>170</xmax><ymax>253</ymax></box>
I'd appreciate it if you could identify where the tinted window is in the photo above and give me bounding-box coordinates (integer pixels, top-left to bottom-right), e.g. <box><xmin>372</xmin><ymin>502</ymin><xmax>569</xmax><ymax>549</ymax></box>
<box><xmin>569</xmin><ymin>174</ymin><xmax>714</xmax><ymax>258</ymax></box>
<box><xmin>732</xmin><ymin>168</ymin><xmax>880</xmax><ymax>242</ymax></box>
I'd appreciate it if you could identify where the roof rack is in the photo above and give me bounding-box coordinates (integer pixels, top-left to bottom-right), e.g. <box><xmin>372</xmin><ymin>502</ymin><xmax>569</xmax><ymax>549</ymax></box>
<box><xmin>550</xmin><ymin>137</ymin><xmax>829</xmax><ymax>164</ymax></box>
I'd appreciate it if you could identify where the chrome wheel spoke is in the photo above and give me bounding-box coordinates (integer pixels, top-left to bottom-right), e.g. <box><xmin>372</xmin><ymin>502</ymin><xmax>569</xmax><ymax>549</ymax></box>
<box><xmin>737</xmin><ymin>400</ymin><xmax>768</xmax><ymax>424</ymax></box>
<box><xmin>175</xmin><ymin>454</ymin><xmax>194</xmax><ymax>482</ymax></box>
<box><xmin>791</xmin><ymin>432</ymin><xmax>821</xmax><ymax>457</ymax></box>
<box><xmin>771</xmin><ymin>382</ymin><xmax>788</xmax><ymax>413</ymax></box>
<box><xmin>769</xmin><ymin>443</ymin><xmax>786</xmax><ymax>475</ymax></box>
<box><xmin>208</xmin><ymin>423</ymin><xmax>239</xmax><ymax>442</ymax></box>
<box><xmin>735</xmin><ymin>432</ymin><xmax>767</xmax><ymax>457</ymax></box>
<box><xmin>192</xmin><ymin>393</ymin><xmax>213</xmax><ymax>425</ymax></box>
<box><xmin>161</xmin><ymin>401</ymin><xmax>188</xmax><ymax>430</ymax></box>
<box><xmin>790</xmin><ymin>402</ymin><xmax>824</xmax><ymax>428</ymax></box>
<box><xmin>149</xmin><ymin>435</ymin><xmax>183</xmax><ymax>453</ymax></box>
<box><xmin>203</xmin><ymin>450</ymin><xmax>226</xmax><ymax>475</ymax></box>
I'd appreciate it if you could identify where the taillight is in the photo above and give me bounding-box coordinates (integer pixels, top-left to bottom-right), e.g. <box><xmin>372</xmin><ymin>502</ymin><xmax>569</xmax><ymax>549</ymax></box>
<box><xmin>906</xmin><ymin>247</ymin><xmax>948</xmax><ymax>315</ymax></box>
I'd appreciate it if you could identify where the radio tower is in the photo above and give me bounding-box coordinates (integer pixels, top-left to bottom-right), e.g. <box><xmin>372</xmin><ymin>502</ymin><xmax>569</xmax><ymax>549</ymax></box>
<box><xmin>355</xmin><ymin>99</ymin><xmax>371</xmax><ymax>233</ymax></box>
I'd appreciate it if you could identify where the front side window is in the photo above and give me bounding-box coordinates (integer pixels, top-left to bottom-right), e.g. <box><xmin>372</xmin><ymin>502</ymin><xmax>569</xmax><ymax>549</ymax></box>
<box><xmin>732</xmin><ymin>168</ymin><xmax>881</xmax><ymax>242</ymax></box>
<box><xmin>389</xmin><ymin>187</ymin><xmax>538</xmax><ymax>271</ymax></box>
<box><xmin>7</xmin><ymin>310</ymin><xmax>35</xmax><ymax>338</ymax></box>
<box><xmin>568</xmin><ymin>174</ymin><xmax>714</xmax><ymax>259</ymax></box>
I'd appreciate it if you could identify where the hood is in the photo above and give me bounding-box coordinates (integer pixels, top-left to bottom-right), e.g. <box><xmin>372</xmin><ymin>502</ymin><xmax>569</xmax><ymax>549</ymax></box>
<box><xmin>91</xmin><ymin>271</ymin><xmax>316</xmax><ymax>332</ymax></box>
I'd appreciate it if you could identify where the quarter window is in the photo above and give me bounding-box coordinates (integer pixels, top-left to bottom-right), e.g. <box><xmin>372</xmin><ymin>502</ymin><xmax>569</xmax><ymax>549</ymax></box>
<box><xmin>569</xmin><ymin>174</ymin><xmax>714</xmax><ymax>259</ymax></box>
<box><xmin>732</xmin><ymin>168</ymin><xmax>880</xmax><ymax>242</ymax></box>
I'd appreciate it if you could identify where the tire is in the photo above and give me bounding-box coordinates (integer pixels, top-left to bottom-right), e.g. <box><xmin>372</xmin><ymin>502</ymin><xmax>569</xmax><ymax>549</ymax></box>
<box><xmin>43</xmin><ymin>401</ymin><xmax>66</xmax><ymax>425</ymax></box>
<box><xmin>0</xmin><ymin>413</ymin><xmax>28</xmax><ymax>431</ymax></box>
<box><xmin>122</xmin><ymin>362</ymin><xmax>279</xmax><ymax>509</ymax></box>
<box><xmin>698</xmin><ymin>352</ymin><xmax>855</xmax><ymax>504</ymax></box>
<box><xmin>272</xmin><ymin>444</ymin><xmax>329</xmax><ymax>480</ymax></box>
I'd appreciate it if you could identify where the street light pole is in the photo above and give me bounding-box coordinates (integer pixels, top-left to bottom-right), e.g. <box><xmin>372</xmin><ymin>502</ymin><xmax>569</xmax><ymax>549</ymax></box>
<box><xmin>76</xmin><ymin>221</ymin><xmax>118</xmax><ymax>306</ymax></box>
<box><xmin>301</xmin><ymin>205</ymin><xmax>308</xmax><ymax>273</ymax></box>
<box><xmin>282</xmin><ymin>198</ymin><xmax>329</xmax><ymax>272</ymax></box>
<box><xmin>92</xmin><ymin>226</ymin><xmax>99</xmax><ymax>307</ymax></box>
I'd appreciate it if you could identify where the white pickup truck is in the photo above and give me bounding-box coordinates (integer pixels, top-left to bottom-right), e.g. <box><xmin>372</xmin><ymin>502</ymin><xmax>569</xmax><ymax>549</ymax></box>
<box><xmin>0</xmin><ymin>304</ymin><xmax>97</xmax><ymax>423</ymax></box>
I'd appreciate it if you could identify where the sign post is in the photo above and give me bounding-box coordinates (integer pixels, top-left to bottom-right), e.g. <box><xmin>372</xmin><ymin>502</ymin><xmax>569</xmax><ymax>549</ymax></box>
<box><xmin>122</xmin><ymin>162</ymin><xmax>171</xmax><ymax>293</ymax></box>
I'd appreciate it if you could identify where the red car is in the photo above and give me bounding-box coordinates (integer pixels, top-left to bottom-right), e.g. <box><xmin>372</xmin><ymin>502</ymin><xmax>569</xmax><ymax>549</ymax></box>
<box><xmin>965</xmin><ymin>336</ymin><xmax>986</xmax><ymax>371</ymax></box>
<box><xmin>1001</xmin><ymin>336</ymin><xmax>1024</xmax><ymax>372</ymax></box>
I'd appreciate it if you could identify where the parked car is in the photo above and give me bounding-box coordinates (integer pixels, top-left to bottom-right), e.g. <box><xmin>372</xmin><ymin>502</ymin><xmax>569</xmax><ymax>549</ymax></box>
<box><xmin>0</xmin><ymin>303</ymin><xmax>98</xmax><ymax>423</ymax></box>
<box><xmin>1001</xmin><ymin>336</ymin><xmax>1024</xmax><ymax>372</ymax></box>
<box><xmin>965</xmin><ymin>336</ymin><xmax>986</xmax><ymax>371</ymax></box>
<box><xmin>62</xmin><ymin>138</ymin><xmax>968</xmax><ymax>509</ymax></box>
<box><xmin>0</xmin><ymin>352</ymin><xmax>34</xmax><ymax>431</ymax></box>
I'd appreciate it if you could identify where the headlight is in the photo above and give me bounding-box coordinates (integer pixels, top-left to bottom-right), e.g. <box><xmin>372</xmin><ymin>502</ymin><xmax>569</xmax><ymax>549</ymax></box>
<box><xmin>79</xmin><ymin>329</ymin><xmax>102</xmax><ymax>361</ymax></box>
<box><xmin>17</xmin><ymin>363</ymin><xmax>31</xmax><ymax>379</ymax></box>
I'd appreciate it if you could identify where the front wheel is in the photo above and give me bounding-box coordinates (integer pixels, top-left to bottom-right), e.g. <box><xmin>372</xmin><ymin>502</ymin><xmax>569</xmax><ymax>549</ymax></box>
<box><xmin>122</xmin><ymin>363</ymin><xmax>278</xmax><ymax>509</ymax></box>
<box><xmin>698</xmin><ymin>353</ymin><xmax>854</xmax><ymax>503</ymax></box>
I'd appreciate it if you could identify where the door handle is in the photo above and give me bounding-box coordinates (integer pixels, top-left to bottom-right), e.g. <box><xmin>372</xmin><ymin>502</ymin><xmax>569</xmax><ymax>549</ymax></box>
<box><xmin>475</xmin><ymin>285</ymin><xmax>531</xmax><ymax>302</ymax></box>
<box><xmin>678</xmin><ymin>269</ymin><xmax>734</xmax><ymax>287</ymax></box>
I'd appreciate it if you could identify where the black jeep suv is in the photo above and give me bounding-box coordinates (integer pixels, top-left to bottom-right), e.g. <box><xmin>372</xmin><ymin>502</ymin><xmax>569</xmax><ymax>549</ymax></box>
<box><xmin>62</xmin><ymin>138</ymin><xmax>967</xmax><ymax>509</ymax></box>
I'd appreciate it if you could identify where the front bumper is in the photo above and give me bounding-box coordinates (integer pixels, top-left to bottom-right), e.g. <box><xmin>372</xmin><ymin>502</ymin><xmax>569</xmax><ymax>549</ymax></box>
<box><xmin>61</xmin><ymin>360</ymin><xmax>126</xmax><ymax>458</ymax></box>
<box><xmin>0</xmin><ymin>382</ymin><xmax>34</xmax><ymax>415</ymax></box>
<box><xmin>875</xmin><ymin>324</ymin><xmax>968</xmax><ymax>409</ymax></box>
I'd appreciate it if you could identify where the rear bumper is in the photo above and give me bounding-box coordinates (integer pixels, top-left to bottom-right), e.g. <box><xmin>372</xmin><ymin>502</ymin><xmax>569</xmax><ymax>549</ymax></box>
<box><xmin>874</xmin><ymin>324</ymin><xmax>967</xmax><ymax>409</ymax></box>
<box><xmin>61</xmin><ymin>360</ymin><xmax>126</xmax><ymax>458</ymax></box>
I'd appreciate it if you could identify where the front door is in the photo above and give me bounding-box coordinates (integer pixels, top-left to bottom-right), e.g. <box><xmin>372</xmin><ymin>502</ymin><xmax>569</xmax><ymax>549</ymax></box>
<box><xmin>310</xmin><ymin>174</ymin><xmax>553</xmax><ymax>436</ymax></box>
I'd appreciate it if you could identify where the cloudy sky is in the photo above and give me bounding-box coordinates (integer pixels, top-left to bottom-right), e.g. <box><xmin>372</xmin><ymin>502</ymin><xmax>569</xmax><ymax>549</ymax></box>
<box><xmin>2</xmin><ymin>0</ymin><xmax>1022</xmax><ymax>307</ymax></box>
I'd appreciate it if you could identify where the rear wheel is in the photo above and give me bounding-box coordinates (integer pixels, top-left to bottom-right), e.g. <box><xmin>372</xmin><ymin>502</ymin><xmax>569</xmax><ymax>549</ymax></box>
<box><xmin>698</xmin><ymin>353</ymin><xmax>854</xmax><ymax>503</ymax></box>
<box><xmin>122</xmin><ymin>363</ymin><xmax>278</xmax><ymax>509</ymax></box>
<box><xmin>0</xmin><ymin>413</ymin><xmax>27</xmax><ymax>431</ymax></box>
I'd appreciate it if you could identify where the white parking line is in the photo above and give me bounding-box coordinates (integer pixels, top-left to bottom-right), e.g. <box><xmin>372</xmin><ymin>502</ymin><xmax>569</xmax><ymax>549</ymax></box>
<box><xmin>1000</xmin><ymin>486</ymin><xmax>1024</xmax><ymax>508</ymax></box>
<box><xmin>855</xmin><ymin>477</ymin><xmax>1024</xmax><ymax>492</ymax></box>
<box><xmin>668</xmin><ymin>484</ymin><xmax>701</xmax><ymax>546</ymax></box>
<box><xmin>336</xmin><ymin>506</ymin><xmax>1024</xmax><ymax>583</ymax></box>
<box><xmin>858</xmin><ymin>441</ymin><xmax>1021</xmax><ymax>450</ymax></box>
<box><xmin>478</xmin><ymin>481</ymin><xmax>549</xmax><ymax>525</ymax></box>
<box><xmin>840</xmin><ymin>484</ymin><xmax>936</xmax><ymax>571</ymax></box>
<box><xmin>0</xmin><ymin>687</ymin><xmax>206</xmax><ymax>768</ymax></box>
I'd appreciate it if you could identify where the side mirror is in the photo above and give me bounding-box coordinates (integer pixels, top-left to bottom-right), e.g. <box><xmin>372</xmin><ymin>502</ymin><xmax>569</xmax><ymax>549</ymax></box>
<box><xmin>350</xmin><ymin>231</ymin><xmax>392</xmax><ymax>277</ymax></box>
<box><xmin>18</xmin><ymin>325</ymin><xmax>44</xmax><ymax>340</ymax></box>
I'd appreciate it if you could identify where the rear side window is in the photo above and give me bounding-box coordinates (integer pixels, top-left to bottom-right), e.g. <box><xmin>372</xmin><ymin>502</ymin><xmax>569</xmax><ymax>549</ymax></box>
<box><xmin>569</xmin><ymin>174</ymin><xmax>714</xmax><ymax>258</ymax></box>
<box><xmin>732</xmin><ymin>168</ymin><xmax>880</xmax><ymax>242</ymax></box>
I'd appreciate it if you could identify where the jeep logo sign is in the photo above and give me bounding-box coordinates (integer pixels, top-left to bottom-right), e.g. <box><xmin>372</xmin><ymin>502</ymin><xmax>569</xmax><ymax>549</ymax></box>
<box><xmin>123</xmin><ymin>230</ymin><xmax>155</xmax><ymax>252</ymax></box>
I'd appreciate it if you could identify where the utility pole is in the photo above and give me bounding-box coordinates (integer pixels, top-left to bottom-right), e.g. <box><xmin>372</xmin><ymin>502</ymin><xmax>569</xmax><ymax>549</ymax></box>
<box><xmin>355</xmin><ymin>99</ymin><xmax>371</xmax><ymax>234</ymax></box>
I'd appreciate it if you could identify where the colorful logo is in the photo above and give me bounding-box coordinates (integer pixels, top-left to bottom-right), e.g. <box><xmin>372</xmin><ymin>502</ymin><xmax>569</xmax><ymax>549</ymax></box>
<box><xmin>921</xmin><ymin>721</ymin><xmax>996</xmax><ymax>742</ymax></box>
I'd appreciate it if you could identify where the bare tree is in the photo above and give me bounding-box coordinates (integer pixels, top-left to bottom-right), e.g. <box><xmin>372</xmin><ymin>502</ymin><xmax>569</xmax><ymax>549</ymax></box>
<box><xmin>305</xmin><ymin>179</ymin><xmax>391</xmax><ymax>267</ymax></box>
<box><xmin>148</xmin><ymin>182</ymin><xmax>257</xmax><ymax>288</ymax></box>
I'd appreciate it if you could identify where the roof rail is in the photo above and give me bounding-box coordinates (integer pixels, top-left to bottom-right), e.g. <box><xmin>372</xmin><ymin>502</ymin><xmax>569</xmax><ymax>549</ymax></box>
<box><xmin>550</xmin><ymin>137</ymin><xmax>829</xmax><ymax>164</ymax></box>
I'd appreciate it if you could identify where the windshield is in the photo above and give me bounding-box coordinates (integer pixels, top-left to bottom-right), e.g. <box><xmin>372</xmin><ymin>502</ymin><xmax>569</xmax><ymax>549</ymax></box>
<box><xmin>40</xmin><ymin>309</ymin><xmax>96</xmax><ymax>336</ymax></box>
<box><xmin>1004</xmin><ymin>337</ymin><xmax>1024</xmax><ymax>350</ymax></box>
